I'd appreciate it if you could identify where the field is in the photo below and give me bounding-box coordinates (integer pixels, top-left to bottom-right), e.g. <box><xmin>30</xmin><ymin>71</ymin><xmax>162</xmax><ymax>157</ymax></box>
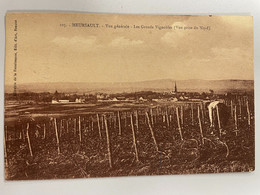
<box><xmin>4</xmin><ymin>97</ymin><xmax>255</xmax><ymax>180</ymax></box>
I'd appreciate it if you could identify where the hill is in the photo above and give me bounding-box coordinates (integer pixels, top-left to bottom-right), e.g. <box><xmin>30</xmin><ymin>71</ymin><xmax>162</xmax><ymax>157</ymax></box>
<box><xmin>5</xmin><ymin>79</ymin><xmax>254</xmax><ymax>94</ymax></box>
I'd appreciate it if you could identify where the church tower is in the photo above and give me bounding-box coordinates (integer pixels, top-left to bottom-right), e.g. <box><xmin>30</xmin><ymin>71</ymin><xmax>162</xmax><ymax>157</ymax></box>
<box><xmin>174</xmin><ymin>81</ymin><xmax>177</xmax><ymax>93</ymax></box>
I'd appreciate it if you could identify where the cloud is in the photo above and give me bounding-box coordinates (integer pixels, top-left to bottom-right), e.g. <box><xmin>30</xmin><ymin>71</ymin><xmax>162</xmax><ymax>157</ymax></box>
<box><xmin>161</xmin><ymin>31</ymin><xmax>181</xmax><ymax>46</ymax></box>
<box><xmin>161</xmin><ymin>22</ymin><xmax>193</xmax><ymax>47</ymax></box>
<box><xmin>52</xmin><ymin>36</ymin><xmax>144</xmax><ymax>51</ymax></box>
<box><xmin>110</xmin><ymin>37</ymin><xmax>143</xmax><ymax>47</ymax></box>
<box><xmin>219</xmin><ymin>16</ymin><xmax>253</xmax><ymax>29</ymax></box>
<box><xmin>52</xmin><ymin>36</ymin><xmax>101</xmax><ymax>51</ymax></box>
<box><xmin>211</xmin><ymin>47</ymin><xmax>247</xmax><ymax>60</ymax></box>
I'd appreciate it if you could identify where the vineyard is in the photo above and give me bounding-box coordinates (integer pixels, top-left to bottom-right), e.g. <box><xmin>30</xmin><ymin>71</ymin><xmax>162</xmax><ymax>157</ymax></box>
<box><xmin>4</xmin><ymin>96</ymin><xmax>255</xmax><ymax>180</ymax></box>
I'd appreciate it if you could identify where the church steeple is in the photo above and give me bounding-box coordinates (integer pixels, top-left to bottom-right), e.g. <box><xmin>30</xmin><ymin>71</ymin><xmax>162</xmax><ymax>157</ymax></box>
<box><xmin>174</xmin><ymin>81</ymin><xmax>177</xmax><ymax>93</ymax></box>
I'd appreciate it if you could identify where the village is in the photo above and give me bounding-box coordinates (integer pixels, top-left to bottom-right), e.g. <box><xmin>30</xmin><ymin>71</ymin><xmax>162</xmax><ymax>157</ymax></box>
<box><xmin>46</xmin><ymin>82</ymin><xmax>239</xmax><ymax>105</ymax></box>
<box><xmin>5</xmin><ymin>82</ymin><xmax>230</xmax><ymax>105</ymax></box>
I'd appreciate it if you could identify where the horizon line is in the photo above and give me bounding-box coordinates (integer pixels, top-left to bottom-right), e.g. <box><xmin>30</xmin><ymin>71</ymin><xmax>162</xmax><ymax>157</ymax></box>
<box><xmin>5</xmin><ymin>78</ymin><xmax>254</xmax><ymax>86</ymax></box>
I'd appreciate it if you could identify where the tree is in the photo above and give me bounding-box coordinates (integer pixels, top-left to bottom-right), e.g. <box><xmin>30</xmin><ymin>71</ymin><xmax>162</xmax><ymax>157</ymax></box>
<box><xmin>209</xmin><ymin>89</ymin><xmax>214</xmax><ymax>94</ymax></box>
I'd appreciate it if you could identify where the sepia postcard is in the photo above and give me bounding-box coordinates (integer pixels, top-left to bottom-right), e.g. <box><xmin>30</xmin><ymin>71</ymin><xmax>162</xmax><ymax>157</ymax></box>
<box><xmin>4</xmin><ymin>13</ymin><xmax>254</xmax><ymax>180</ymax></box>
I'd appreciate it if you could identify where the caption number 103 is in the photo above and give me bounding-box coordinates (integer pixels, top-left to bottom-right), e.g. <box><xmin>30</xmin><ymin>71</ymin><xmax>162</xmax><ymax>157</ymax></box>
<box><xmin>60</xmin><ymin>24</ymin><xmax>67</xmax><ymax>28</ymax></box>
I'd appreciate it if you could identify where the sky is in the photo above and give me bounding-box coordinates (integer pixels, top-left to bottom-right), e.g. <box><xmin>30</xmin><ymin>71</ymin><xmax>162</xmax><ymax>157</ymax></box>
<box><xmin>5</xmin><ymin>13</ymin><xmax>254</xmax><ymax>85</ymax></box>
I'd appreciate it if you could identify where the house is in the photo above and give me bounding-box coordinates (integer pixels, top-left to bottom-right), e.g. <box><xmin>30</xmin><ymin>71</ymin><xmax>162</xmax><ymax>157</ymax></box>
<box><xmin>189</xmin><ymin>98</ymin><xmax>202</xmax><ymax>102</ymax></box>
<box><xmin>59</xmin><ymin>100</ymin><xmax>70</xmax><ymax>103</ymax></box>
<box><xmin>52</xmin><ymin>100</ymin><xmax>59</xmax><ymax>104</ymax></box>
<box><xmin>112</xmin><ymin>97</ymin><xmax>119</xmax><ymax>101</ymax></box>
<box><xmin>169</xmin><ymin>97</ymin><xmax>178</xmax><ymax>102</ymax></box>
<box><xmin>52</xmin><ymin>99</ymin><xmax>70</xmax><ymax>104</ymax></box>
<box><xmin>139</xmin><ymin>97</ymin><xmax>144</xmax><ymax>102</ymax></box>
<box><xmin>179</xmin><ymin>96</ymin><xmax>184</xmax><ymax>100</ymax></box>
<box><xmin>97</xmin><ymin>94</ymin><xmax>106</xmax><ymax>100</ymax></box>
<box><xmin>139</xmin><ymin>97</ymin><xmax>147</xmax><ymax>102</ymax></box>
<box><xmin>117</xmin><ymin>97</ymin><xmax>126</xmax><ymax>101</ymax></box>
<box><xmin>75</xmin><ymin>98</ymin><xmax>85</xmax><ymax>103</ymax></box>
